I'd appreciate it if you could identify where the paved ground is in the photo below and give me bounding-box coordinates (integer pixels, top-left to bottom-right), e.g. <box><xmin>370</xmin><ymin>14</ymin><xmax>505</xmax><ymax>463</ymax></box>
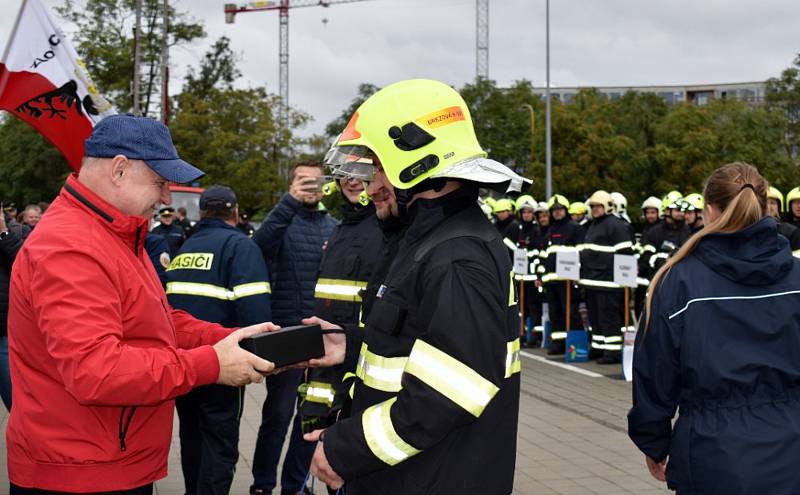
<box><xmin>0</xmin><ymin>347</ymin><xmax>668</xmax><ymax>494</ymax></box>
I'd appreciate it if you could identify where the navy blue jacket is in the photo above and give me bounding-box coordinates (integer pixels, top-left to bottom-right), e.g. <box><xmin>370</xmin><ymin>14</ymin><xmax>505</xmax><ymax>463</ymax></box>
<box><xmin>629</xmin><ymin>217</ymin><xmax>800</xmax><ymax>494</ymax></box>
<box><xmin>253</xmin><ymin>193</ymin><xmax>336</xmax><ymax>326</ymax></box>
<box><xmin>151</xmin><ymin>222</ymin><xmax>185</xmax><ymax>257</ymax></box>
<box><xmin>166</xmin><ymin>218</ymin><xmax>271</xmax><ymax>328</ymax></box>
<box><xmin>144</xmin><ymin>232</ymin><xmax>171</xmax><ymax>288</ymax></box>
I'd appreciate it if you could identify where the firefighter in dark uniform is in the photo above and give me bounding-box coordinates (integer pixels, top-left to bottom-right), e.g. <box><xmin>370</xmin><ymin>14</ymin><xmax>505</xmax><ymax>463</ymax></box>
<box><xmin>165</xmin><ymin>186</ymin><xmax>272</xmax><ymax>495</ymax></box>
<box><xmin>297</xmin><ymin>174</ymin><xmax>385</xmax><ymax>460</ymax></box>
<box><xmin>538</xmin><ymin>194</ymin><xmax>583</xmax><ymax>355</ymax></box>
<box><xmin>639</xmin><ymin>193</ymin><xmax>691</xmax><ymax>281</ymax></box>
<box><xmin>580</xmin><ymin>190</ymin><xmax>635</xmax><ymax>364</ymax></box>
<box><xmin>304</xmin><ymin>79</ymin><xmax>525</xmax><ymax>494</ymax></box>
<box><xmin>151</xmin><ymin>206</ymin><xmax>185</xmax><ymax>256</ymax></box>
<box><xmin>786</xmin><ymin>187</ymin><xmax>800</xmax><ymax>229</ymax></box>
<box><xmin>513</xmin><ymin>195</ymin><xmax>542</xmax><ymax>346</ymax></box>
<box><xmin>768</xmin><ymin>186</ymin><xmax>800</xmax><ymax>258</ymax></box>
<box><xmin>493</xmin><ymin>198</ymin><xmax>519</xmax><ymax>254</ymax></box>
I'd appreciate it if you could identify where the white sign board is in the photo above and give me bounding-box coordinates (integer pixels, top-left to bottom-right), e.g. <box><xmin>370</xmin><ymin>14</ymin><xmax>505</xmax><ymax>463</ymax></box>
<box><xmin>555</xmin><ymin>251</ymin><xmax>580</xmax><ymax>280</ymax></box>
<box><xmin>513</xmin><ymin>249</ymin><xmax>528</xmax><ymax>275</ymax></box>
<box><xmin>623</xmin><ymin>328</ymin><xmax>636</xmax><ymax>382</ymax></box>
<box><xmin>613</xmin><ymin>254</ymin><xmax>638</xmax><ymax>288</ymax></box>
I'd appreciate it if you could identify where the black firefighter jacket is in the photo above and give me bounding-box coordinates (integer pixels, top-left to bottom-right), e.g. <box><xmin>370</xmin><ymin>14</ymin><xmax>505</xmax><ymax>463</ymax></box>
<box><xmin>638</xmin><ymin>220</ymin><xmax>692</xmax><ymax>283</ymax></box>
<box><xmin>579</xmin><ymin>213</ymin><xmax>634</xmax><ymax>290</ymax></box>
<box><xmin>323</xmin><ymin>187</ymin><xmax>521</xmax><ymax>495</ymax></box>
<box><xmin>628</xmin><ymin>218</ymin><xmax>800</xmax><ymax>494</ymax></box>
<box><xmin>540</xmin><ymin>216</ymin><xmax>584</xmax><ymax>284</ymax></box>
<box><xmin>302</xmin><ymin>203</ymin><xmax>385</xmax><ymax>422</ymax></box>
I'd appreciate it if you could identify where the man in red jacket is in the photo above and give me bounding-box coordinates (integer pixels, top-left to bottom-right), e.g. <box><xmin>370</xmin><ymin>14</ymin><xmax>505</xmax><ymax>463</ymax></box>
<box><xmin>7</xmin><ymin>115</ymin><xmax>277</xmax><ymax>495</ymax></box>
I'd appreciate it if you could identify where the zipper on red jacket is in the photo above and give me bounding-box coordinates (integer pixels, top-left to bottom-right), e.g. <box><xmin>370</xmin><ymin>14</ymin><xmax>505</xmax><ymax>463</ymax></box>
<box><xmin>119</xmin><ymin>406</ymin><xmax>137</xmax><ymax>451</ymax></box>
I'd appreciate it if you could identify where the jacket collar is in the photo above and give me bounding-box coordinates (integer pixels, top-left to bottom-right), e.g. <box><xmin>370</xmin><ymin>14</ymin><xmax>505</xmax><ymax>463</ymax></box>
<box><xmin>61</xmin><ymin>174</ymin><xmax>149</xmax><ymax>253</ymax></box>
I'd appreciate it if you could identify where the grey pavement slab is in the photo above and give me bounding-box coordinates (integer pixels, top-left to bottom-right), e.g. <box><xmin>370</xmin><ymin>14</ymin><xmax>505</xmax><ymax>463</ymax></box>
<box><xmin>0</xmin><ymin>347</ymin><xmax>669</xmax><ymax>494</ymax></box>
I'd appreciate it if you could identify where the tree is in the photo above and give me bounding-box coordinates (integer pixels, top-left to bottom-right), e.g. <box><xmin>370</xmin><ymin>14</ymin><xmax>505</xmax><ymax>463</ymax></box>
<box><xmin>767</xmin><ymin>53</ymin><xmax>800</xmax><ymax>160</ymax></box>
<box><xmin>325</xmin><ymin>83</ymin><xmax>380</xmax><ymax>139</ymax></box>
<box><xmin>170</xmin><ymin>38</ymin><xmax>310</xmax><ymax>216</ymax></box>
<box><xmin>0</xmin><ymin>115</ymin><xmax>71</xmax><ymax>205</ymax></box>
<box><xmin>56</xmin><ymin>0</ymin><xmax>205</xmax><ymax>115</ymax></box>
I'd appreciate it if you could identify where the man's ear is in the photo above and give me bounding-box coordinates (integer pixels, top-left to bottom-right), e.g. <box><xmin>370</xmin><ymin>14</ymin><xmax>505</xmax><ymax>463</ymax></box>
<box><xmin>110</xmin><ymin>155</ymin><xmax>130</xmax><ymax>186</ymax></box>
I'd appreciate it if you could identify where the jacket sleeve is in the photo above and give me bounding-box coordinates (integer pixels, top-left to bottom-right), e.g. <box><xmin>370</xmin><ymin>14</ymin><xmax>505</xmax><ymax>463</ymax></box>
<box><xmin>31</xmin><ymin>249</ymin><xmax>221</xmax><ymax>407</ymax></box>
<box><xmin>253</xmin><ymin>193</ymin><xmax>301</xmax><ymax>260</ymax></box>
<box><xmin>324</xmin><ymin>252</ymin><xmax>510</xmax><ymax>479</ymax></box>
<box><xmin>0</xmin><ymin>228</ymin><xmax>24</xmax><ymax>261</ymax></box>
<box><xmin>229</xmin><ymin>238</ymin><xmax>273</xmax><ymax>327</ymax></box>
<box><xmin>171</xmin><ymin>308</ymin><xmax>232</xmax><ymax>346</ymax></box>
<box><xmin>627</xmin><ymin>289</ymin><xmax>681</xmax><ymax>462</ymax></box>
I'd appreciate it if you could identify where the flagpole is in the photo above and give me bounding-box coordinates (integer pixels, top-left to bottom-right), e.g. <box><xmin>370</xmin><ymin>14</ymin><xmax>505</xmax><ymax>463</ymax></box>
<box><xmin>1</xmin><ymin>0</ymin><xmax>28</xmax><ymax>65</ymax></box>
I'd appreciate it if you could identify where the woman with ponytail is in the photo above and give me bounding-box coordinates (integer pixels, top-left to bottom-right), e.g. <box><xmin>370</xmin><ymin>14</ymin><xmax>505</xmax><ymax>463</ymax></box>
<box><xmin>628</xmin><ymin>163</ymin><xmax>800</xmax><ymax>494</ymax></box>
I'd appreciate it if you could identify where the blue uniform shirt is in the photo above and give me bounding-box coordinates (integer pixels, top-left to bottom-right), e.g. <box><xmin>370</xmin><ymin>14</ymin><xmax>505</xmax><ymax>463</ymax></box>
<box><xmin>166</xmin><ymin>218</ymin><xmax>271</xmax><ymax>327</ymax></box>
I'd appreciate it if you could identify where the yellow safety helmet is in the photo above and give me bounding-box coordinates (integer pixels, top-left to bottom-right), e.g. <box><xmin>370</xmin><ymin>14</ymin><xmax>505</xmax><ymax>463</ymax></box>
<box><xmin>324</xmin><ymin>79</ymin><xmax>528</xmax><ymax>192</ymax></box>
<box><xmin>547</xmin><ymin>194</ymin><xmax>570</xmax><ymax>210</ymax></box>
<box><xmin>683</xmin><ymin>192</ymin><xmax>704</xmax><ymax>212</ymax></box>
<box><xmin>493</xmin><ymin>198</ymin><xmax>515</xmax><ymax>213</ymax></box>
<box><xmin>515</xmin><ymin>194</ymin><xmax>537</xmax><ymax>211</ymax></box>
<box><xmin>768</xmin><ymin>186</ymin><xmax>784</xmax><ymax>212</ymax></box>
<box><xmin>587</xmin><ymin>190</ymin><xmax>613</xmax><ymax>214</ymax></box>
<box><xmin>662</xmin><ymin>190</ymin><xmax>683</xmax><ymax>210</ymax></box>
<box><xmin>786</xmin><ymin>187</ymin><xmax>800</xmax><ymax>209</ymax></box>
<box><xmin>568</xmin><ymin>202</ymin><xmax>587</xmax><ymax>215</ymax></box>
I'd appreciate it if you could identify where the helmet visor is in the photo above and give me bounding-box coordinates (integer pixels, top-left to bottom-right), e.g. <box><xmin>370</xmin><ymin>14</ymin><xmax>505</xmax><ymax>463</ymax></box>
<box><xmin>323</xmin><ymin>145</ymin><xmax>376</xmax><ymax>181</ymax></box>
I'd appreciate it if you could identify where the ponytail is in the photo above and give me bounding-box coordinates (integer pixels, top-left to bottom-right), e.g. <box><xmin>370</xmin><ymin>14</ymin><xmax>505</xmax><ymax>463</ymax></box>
<box><xmin>645</xmin><ymin>163</ymin><xmax>767</xmax><ymax>332</ymax></box>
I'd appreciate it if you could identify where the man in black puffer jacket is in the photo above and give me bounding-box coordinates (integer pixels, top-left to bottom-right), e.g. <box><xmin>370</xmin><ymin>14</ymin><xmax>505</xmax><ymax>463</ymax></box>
<box><xmin>251</xmin><ymin>162</ymin><xmax>337</xmax><ymax>495</ymax></box>
<box><xmin>0</xmin><ymin>209</ymin><xmax>28</xmax><ymax>411</ymax></box>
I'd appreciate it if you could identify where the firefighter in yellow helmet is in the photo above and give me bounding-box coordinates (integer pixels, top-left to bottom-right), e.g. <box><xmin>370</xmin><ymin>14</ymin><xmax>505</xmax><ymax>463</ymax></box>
<box><xmin>309</xmin><ymin>79</ymin><xmax>527</xmax><ymax>494</ymax></box>
<box><xmin>538</xmin><ymin>194</ymin><xmax>584</xmax><ymax>354</ymax></box>
<box><xmin>569</xmin><ymin>201</ymin><xmax>589</xmax><ymax>234</ymax></box>
<box><xmin>682</xmin><ymin>193</ymin><xmax>705</xmax><ymax>234</ymax></box>
<box><xmin>580</xmin><ymin>190</ymin><xmax>635</xmax><ymax>364</ymax></box>
<box><xmin>493</xmin><ymin>198</ymin><xmax>520</xmax><ymax>255</ymax></box>
<box><xmin>768</xmin><ymin>187</ymin><xmax>800</xmax><ymax>257</ymax></box>
<box><xmin>786</xmin><ymin>187</ymin><xmax>800</xmax><ymax>229</ymax></box>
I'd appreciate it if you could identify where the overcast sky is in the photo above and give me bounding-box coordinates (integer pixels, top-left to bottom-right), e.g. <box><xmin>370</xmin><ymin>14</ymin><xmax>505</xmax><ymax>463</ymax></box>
<box><xmin>3</xmin><ymin>0</ymin><xmax>800</xmax><ymax>137</ymax></box>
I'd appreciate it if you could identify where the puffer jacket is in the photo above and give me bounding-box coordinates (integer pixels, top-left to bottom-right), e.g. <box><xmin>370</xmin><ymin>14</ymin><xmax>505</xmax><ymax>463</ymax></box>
<box><xmin>253</xmin><ymin>193</ymin><xmax>336</xmax><ymax>326</ymax></box>
<box><xmin>629</xmin><ymin>217</ymin><xmax>800</xmax><ymax>494</ymax></box>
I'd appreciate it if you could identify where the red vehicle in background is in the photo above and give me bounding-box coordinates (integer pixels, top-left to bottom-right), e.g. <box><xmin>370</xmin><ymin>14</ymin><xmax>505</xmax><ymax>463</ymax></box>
<box><xmin>156</xmin><ymin>185</ymin><xmax>204</xmax><ymax>224</ymax></box>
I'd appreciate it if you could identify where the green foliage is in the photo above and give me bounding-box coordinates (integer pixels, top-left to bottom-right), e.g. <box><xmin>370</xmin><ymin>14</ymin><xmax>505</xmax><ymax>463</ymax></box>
<box><xmin>0</xmin><ymin>115</ymin><xmax>71</xmax><ymax>205</ymax></box>
<box><xmin>767</xmin><ymin>53</ymin><xmax>800</xmax><ymax>160</ymax></box>
<box><xmin>169</xmin><ymin>38</ymin><xmax>311</xmax><ymax>216</ymax></box>
<box><xmin>56</xmin><ymin>0</ymin><xmax>206</xmax><ymax>115</ymax></box>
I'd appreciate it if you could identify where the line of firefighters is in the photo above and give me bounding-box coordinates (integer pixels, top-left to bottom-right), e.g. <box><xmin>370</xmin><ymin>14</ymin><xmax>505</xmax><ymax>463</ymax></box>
<box><xmin>484</xmin><ymin>186</ymin><xmax>800</xmax><ymax>364</ymax></box>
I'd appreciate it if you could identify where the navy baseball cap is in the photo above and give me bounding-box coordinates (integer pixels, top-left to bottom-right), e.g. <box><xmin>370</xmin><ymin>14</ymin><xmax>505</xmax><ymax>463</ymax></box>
<box><xmin>200</xmin><ymin>185</ymin><xmax>237</xmax><ymax>211</ymax></box>
<box><xmin>84</xmin><ymin>114</ymin><xmax>204</xmax><ymax>183</ymax></box>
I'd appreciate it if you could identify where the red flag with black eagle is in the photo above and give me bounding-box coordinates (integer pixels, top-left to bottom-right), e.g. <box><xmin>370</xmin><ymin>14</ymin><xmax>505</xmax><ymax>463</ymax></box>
<box><xmin>0</xmin><ymin>0</ymin><xmax>114</xmax><ymax>171</ymax></box>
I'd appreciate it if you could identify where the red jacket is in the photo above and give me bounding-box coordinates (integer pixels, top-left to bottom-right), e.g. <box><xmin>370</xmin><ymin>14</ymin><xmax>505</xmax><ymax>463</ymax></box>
<box><xmin>7</xmin><ymin>174</ymin><xmax>230</xmax><ymax>492</ymax></box>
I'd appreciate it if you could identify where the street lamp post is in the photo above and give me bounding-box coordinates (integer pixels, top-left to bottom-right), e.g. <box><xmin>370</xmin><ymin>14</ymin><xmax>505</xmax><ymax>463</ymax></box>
<box><xmin>545</xmin><ymin>0</ymin><xmax>552</xmax><ymax>199</ymax></box>
<box><xmin>520</xmin><ymin>103</ymin><xmax>535</xmax><ymax>177</ymax></box>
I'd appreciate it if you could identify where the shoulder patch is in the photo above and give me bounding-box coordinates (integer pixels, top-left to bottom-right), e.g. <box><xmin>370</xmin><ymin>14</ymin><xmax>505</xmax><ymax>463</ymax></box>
<box><xmin>159</xmin><ymin>252</ymin><xmax>171</xmax><ymax>269</ymax></box>
<box><xmin>167</xmin><ymin>252</ymin><xmax>214</xmax><ymax>271</ymax></box>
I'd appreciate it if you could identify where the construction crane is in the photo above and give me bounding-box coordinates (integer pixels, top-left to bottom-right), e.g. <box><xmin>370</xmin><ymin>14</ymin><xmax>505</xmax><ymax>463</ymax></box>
<box><xmin>224</xmin><ymin>0</ymin><xmax>492</xmax><ymax>129</ymax></box>
<box><xmin>476</xmin><ymin>0</ymin><xmax>489</xmax><ymax>79</ymax></box>
<box><xmin>224</xmin><ymin>0</ymin><xmax>373</xmax><ymax>133</ymax></box>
